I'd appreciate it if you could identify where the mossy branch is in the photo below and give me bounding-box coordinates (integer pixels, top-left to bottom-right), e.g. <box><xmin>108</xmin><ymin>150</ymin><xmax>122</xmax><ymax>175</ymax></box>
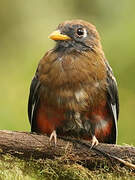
<box><xmin>0</xmin><ymin>130</ymin><xmax>135</xmax><ymax>170</ymax></box>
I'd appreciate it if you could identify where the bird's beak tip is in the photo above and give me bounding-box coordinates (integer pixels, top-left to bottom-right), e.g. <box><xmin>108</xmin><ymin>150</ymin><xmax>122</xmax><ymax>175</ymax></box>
<box><xmin>48</xmin><ymin>30</ymin><xmax>71</xmax><ymax>41</ymax></box>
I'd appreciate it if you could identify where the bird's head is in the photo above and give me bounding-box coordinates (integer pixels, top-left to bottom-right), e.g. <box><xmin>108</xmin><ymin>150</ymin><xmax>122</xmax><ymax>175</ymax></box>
<box><xmin>49</xmin><ymin>19</ymin><xmax>102</xmax><ymax>53</ymax></box>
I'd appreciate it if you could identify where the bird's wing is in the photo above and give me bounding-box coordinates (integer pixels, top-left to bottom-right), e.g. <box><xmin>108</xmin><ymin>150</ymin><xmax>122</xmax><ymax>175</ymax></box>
<box><xmin>105</xmin><ymin>61</ymin><xmax>119</xmax><ymax>143</ymax></box>
<box><xmin>28</xmin><ymin>73</ymin><xmax>41</xmax><ymax>132</ymax></box>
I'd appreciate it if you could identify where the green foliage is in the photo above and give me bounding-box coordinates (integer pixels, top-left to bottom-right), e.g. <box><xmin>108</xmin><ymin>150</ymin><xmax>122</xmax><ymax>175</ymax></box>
<box><xmin>0</xmin><ymin>0</ymin><xmax>135</xmax><ymax>145</ymax></box>
<box><xmin>0</xmin><ymin>154</ymin><xmax>135</xmax><ymax>180</ymax></box>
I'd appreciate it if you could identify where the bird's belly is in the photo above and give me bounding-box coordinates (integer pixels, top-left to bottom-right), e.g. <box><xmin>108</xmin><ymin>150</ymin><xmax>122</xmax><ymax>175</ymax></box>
<box><xmin>36</xmin><ymin>103</ymin><xmax>88</xmax><ymax>138</ymax></box>
<box><xmin>36</xmin><ymin>94</ymin><xmax>112</xmax><ymax>143</ymax></box>
<box><xmin>37</xmin><ymin>83</ymin><xmax>108</xmax><ymax>139</ymax></box>
<box><xmin>36</xmin><ymin>105</ymin><xmax>112</xmax><ymax>142</ymax></box>
<box><xmin>36</xmin><ymin>101</ymin><xmax>66</xmax><ymax>135</ymax></box>
<box><xmin>40</xmin><ymin>81</ymin><xmax>105</xmax><ymax>112</ymax></box>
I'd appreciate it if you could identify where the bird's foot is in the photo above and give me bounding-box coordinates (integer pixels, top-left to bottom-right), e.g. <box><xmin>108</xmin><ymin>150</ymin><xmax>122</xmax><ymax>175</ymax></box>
<box><xmin>91</xmin><ymin>135</ymin><xmax>99</xmax><ymax>149</ymax></box>
<box><xmin>49</xmin><ymin>130</ymin><xmax>57</xmax><ymax>146</ymax></box>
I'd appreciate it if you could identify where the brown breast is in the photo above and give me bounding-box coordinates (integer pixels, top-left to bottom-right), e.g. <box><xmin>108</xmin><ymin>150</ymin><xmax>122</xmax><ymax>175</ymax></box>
<box><xmin>37</xmin><ymin>49</ymin><xmax>107</xmax><ymax>112</ymax></box>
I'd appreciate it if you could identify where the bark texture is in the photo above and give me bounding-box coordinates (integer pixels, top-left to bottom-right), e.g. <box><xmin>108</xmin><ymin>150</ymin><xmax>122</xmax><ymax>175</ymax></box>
<box><xmin>0</xmin><ymin>130</ymin><xmax>135</xmax><ymax>170</ymax></box>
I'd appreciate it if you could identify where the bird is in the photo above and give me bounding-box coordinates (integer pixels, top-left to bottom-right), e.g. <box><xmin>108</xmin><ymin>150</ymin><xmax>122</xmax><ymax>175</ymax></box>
<box><xmin>28</xmin><ymin>19</ymin><xmax>119</xmax><ymax>147</ymax></box>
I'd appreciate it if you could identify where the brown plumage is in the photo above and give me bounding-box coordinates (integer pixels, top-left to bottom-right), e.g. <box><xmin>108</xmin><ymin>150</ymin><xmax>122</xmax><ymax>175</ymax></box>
<box><xmin>28</xmin><ymin>19</ymin><xmax>119</xmax><ymax>146</ymax></box>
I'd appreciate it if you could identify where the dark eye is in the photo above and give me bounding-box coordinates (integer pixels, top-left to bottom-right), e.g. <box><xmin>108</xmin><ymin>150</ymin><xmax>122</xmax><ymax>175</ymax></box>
<box><xmin>76</xmin><ymin>28</ymin><xmax>84</xmax><ymax>36</ymax></box>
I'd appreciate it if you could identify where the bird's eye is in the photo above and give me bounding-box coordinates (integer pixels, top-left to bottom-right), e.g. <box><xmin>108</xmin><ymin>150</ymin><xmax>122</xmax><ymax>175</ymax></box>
<box><xmin>77</xmin><ymin>28</ymin><xmax>84</xmax><ymax>36</ymax></box>
<box><xmin>76</xmin><ymin>28</ymin><xmax>87</xmax><ymax>38</ymax></box>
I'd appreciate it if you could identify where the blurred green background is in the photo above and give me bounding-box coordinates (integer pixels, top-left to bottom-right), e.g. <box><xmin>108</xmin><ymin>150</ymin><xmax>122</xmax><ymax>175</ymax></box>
<box><xmin>0</xmin><ymin>0</ymin><xmax>135</xmax><ymax>145</ymax></box>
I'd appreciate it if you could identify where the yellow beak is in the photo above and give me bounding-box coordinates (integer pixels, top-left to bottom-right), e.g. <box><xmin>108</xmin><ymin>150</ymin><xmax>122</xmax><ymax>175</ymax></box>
<box><xmin>48</xmin><ymin>30</ymin><xmax>71</xmax><ymax>41</ymax></box>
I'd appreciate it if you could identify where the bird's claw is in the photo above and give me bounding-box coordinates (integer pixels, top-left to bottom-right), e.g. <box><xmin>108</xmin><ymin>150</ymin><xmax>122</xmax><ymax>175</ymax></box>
<box><xmin>49</xmin><ymin>130</ymin><xmax>57</xmax><ymax>146</ymax></box>
<box><xmin>90</xmin><ymin>135</ymin><xmax>99</xmax><ymax>149</ymax></box>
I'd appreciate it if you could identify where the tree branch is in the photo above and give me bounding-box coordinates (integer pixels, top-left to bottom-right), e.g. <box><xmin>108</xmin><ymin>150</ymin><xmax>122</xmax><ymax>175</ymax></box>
<box><xmin>0</xmin><ymin>130</ymin><xmax>135</xmax><ymax>170</ymax></box>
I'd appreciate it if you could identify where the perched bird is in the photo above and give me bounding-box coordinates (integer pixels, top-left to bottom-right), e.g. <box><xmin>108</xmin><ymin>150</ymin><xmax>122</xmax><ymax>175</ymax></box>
<box><xmin>28</xmin><ymin>19</ymin><xmax>119</xmax><ymax>146</ymax></box>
